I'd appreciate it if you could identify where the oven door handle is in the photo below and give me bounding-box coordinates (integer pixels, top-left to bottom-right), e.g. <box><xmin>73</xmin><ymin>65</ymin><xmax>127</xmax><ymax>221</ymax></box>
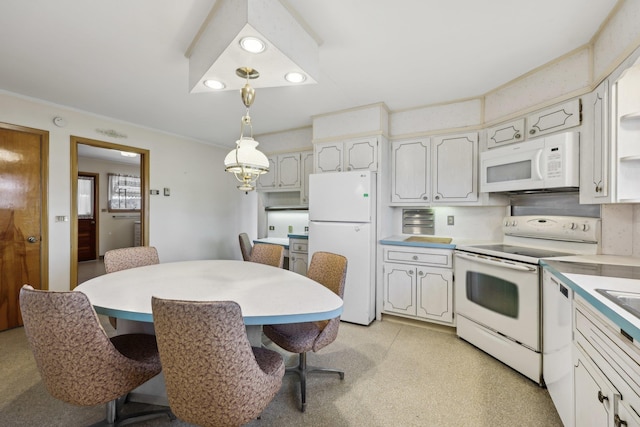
<box><xmin>455</xmin><ymin>252</ymin><xmax>537</xmax><ymax>272</ymax></box>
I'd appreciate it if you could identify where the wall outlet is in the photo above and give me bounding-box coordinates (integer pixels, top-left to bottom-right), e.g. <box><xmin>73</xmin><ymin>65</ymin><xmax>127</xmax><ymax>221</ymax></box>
<box><xmin>447</xmin><ymin>215</ymin><xmax>455</xmax><ymax>226</ymax></box>
<box><xmin>269</xmin><ymin>226</ymin><xmax>275</xmax><ymax>231</ymax></box>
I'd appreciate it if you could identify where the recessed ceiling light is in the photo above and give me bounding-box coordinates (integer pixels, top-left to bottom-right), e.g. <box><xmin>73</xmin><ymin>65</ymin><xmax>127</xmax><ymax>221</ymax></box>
<box><xmin>203</xmin><ymin>79</ymin><xmax>225</xmax><ymax>90</ymax></box>
<box><xmin>239</xmin><ymin>37</ymin><xmax>266</xmax><ymax>54</ymax></box>
<box><xmin>284</xmin><ymin>72</ymin><xmax>306</xmax><ymax>83</ymax></box>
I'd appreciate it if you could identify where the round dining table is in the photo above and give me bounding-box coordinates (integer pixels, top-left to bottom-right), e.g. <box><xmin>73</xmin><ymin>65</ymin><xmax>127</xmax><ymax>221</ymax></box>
<box><xmin>74</xmin><ymin>259</ymin><xmax>343</xmax><ymax>405</ymax></box>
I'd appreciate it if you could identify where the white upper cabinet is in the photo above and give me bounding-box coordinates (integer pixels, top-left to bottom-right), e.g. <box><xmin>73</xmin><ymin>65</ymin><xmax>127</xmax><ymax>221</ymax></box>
<box><xmin>390</xmin><ymin>132</ymin><xmax>479</xmax><ymax>205</ymax></box>
<box><xmin>257</xmin><ymin>152</ymin><xmax>301</xmax><ymax>191</ymax></box>
<box><xmin>300</xmin><ymin>150</ymin><xmax>314</xmax><ymax>205</ymax></box>
<box><xmin>314</xmin><ymin>136</ymin><xmax>378</xmax><ymax>173</ymax></box>
<box><xmin>613</xmin><ymin>61</ymin><xmax>640</xmax><ymax>203</ymax></box>
<box><xmin>432</xmin><ymin>132</ymin><xmax>478</xmax><ymax>203</ymax></box>
<box><xmin>390</xmin><ymin>139</ymin><xmax>431</xmax><ymax>204</ymax></box>
<box><xmin>486</xmin><ymin>118</ymin><xmax>525</xmax><ymax>148</ymax></box>
<box><xmin>580</xmin><ymin>79</ymin><xmax>612</xmax><ymax>204</ymax></box>
<box><xmin>526</xmin><ymin>98</ymin><xmax>582</xmax><ymax>138</ymax></box>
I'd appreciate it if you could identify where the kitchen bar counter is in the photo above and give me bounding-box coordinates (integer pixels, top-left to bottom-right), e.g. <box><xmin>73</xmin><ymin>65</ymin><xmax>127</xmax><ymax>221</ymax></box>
<box><xmin>543</xmin><ymin>256</ymin><xmax>640</xmax><ymax>342</ymax></box>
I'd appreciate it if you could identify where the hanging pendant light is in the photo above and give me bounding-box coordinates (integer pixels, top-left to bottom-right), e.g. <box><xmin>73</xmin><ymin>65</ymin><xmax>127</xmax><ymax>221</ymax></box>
<box><xmin>224</xmin><ymin>67</ymin><xmax>269</xmax><ymax>193</ymax></box>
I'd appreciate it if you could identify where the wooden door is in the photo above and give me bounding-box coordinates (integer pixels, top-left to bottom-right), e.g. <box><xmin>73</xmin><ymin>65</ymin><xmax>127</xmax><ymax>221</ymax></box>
<box><xmin>77</xmin><ymin>173</ymin><xmax>98</xmax><ymax>261</ymax></box>
<box><xmin>0</xmin><ymin>123</ymin><xmax>48</xmax><ymax>331</ymax></box>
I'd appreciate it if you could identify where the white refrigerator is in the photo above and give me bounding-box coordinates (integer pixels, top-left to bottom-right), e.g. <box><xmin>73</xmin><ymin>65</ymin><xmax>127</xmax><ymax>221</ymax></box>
<box><xmin>308</xmin><ymin>171</ymin><xmax>376</xmax><ymax>325</ymax></box>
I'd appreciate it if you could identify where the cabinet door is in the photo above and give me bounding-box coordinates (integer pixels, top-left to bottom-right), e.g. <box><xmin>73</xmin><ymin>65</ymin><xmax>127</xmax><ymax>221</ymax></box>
<box><xmin>276</xmin><ymin>153</ymin><xmax>301</xmax><ymax>189</ymax></box>
<box><xmin>344</xmin><ymin>137</ymin><xmax>378</xmax><ymax>171</ymax></box>
<box><xmin>617</xmin><ymin>399</ymin><xmax>640</xmax><ymax>427</ymax></box>
<box><xmin>383</xmin><ymin>263</ymin><xmax>416</xmax><ymax>316</ymax></box>
<box><xmin>257</xmin><ymin>156</ymin><xmax>278</xmax><ymax>190</ymax></box>
<box><xmin>314</xmin><ymin>141</ymin><xmax>343</xmax><ymax>173</ymax></box>
<box><xmin>416</xmin><ymin>267</ymin><xmax>453</xmax><ymax>324</ymax></box>
<box><xmin>391</xmin><ymin>139</ymin><xmax>430</xmax><ymax>204</ymax></box>
<box><xmin>486</xmin><ymin>118</ymin><xmax>525</xmax><ymax>148</ymax></box>
<box><xmin>300</xmin><ymin>151</ymin><xmax>313</xmax><ymax>204</ymax></box>
<box><xmin>526</xmin><ymin>98</ymin><xmax>582</xmax><ymax>138</ymax></box>
<box><xmin>290</xmin><ymin>253</ymin><xmax>308</xmax><ymax>276</ymax></box>
<box><xmin>432</xmin><ymin>132</ymin><xmax>478</xmax><ymax>203</ymax></box>
<box><xmin>574</xmin><ymin>345</ymin><xmax>615</xmax><ymax>427</ymax></box>
<box><xmin>580</xmin><ymin>79</ymin><xmax>611</xmax><ymax>204</ymax></box>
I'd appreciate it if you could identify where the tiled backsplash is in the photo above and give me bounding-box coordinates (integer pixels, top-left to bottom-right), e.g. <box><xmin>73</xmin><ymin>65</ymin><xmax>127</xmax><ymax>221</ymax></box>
<box><xmin>267</xmin><ymin>211</ymin><xmax>309</xmax><ymax>238</ymax></box>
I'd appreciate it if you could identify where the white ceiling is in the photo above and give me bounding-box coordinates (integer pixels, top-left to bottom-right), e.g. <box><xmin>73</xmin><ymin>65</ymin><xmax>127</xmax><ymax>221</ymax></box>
<box><xmin>0</xmin><ymin>0</ymin><xmax>618</xmax><ymax>149</ymax></box>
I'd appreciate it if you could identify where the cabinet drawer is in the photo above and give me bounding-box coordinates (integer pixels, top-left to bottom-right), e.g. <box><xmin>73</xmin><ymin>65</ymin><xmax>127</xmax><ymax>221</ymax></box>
<box><xmin>290</xmin><ymin>241</ymin><xmax>308</xmax><ymax>253</ymax></box>
<box><xmin>574</xmin><ymin>298</ymin><xmax>640</xmax><ymax>411</ymax></box>
<box><xmin>384</xmin><ymin>247</ymin><xmax>452</xmax><ymax>268</ymax></box>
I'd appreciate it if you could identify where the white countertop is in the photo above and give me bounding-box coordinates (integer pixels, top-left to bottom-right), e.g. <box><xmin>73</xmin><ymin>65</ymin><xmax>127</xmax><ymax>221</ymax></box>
<box><xmin>543</xmin><ymin>255</ymin><xmax>640</xmax><ymax>342</ymax></box>
<box><xmin>254</xmin><ymin>237</ymin><xmax>290</xmax><ymax>248</ymax></box>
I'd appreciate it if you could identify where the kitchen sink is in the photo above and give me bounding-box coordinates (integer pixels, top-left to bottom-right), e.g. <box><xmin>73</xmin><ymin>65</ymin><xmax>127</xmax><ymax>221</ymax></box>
<box><xmin>596</xmin><ymin>289</ymin><xmax>640</xmax><ymax>319</ymax></box>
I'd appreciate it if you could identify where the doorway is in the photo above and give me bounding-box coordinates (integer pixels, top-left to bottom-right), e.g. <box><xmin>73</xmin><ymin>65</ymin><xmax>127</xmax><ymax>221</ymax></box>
<box><xmin>70</xmin><ymin>136</ymin><xmax>149</xmax><ymax>288</ymax></box>
<box><xmin>0</xmin><ymin>122</ymin><xmax>49</xmax><ymax>331</ymax></box>
<box><xmin>77</xmin><ymin>172</ymin><xmax>98</xmax><ymax>262</ymax></box>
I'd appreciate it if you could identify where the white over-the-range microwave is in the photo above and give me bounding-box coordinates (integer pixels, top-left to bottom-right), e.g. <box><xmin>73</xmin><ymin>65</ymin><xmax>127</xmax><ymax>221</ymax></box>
<box><xmin>480</xmin><ymin>131</ymin><xmax>579</xmax><ymax>193</ymax></box>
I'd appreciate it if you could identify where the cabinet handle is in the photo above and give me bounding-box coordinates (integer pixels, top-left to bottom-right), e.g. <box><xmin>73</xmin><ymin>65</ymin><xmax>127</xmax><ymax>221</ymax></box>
<box><xmin>614</xmin><ymin>414</ymin><xmax>628</xmax><ymax>427</ymax></box>
<box><xmin>418</xmin><ymin>271</ymin><xmax>424</xmax><ymax>276</ymax></box>
<box><xmin>515</xmin><ymin>133</ymin><xmax>521</xmax><ymax>139</ymax></box>
<box><xmin>529</xmin><ymin>129</ymin><xmax>536</xmax><ymax>135</ymax></box>
<box><xmin>597</xmin><ymin>391</ymin><xmax>609</xmax><ymax>403</ymax></box>
<box><xmin>422</xmin><ymin>196</ymin><xmax>428</xmax><ymax>200</ymax></box>
<box><xmin>595</xmin><ymin>185</ymin><xmax>602</xmax><ymax>193</ymax></box>
<box><xmin>337</xmin><ymin>167</ymin><xmax>341</xmax><ymax>171</ymax></box>
<box><xmin>435</xmin><ymin>195</ymin><xmax>440</xmax><ymax>200</ymax></box>
<box><xmin>412</xmin><ymin>255</ymin><xmax>418</xmax><ymax>260</ymax></box>
<box><xmin>408</xmin><ymin>270</ymin><xmax>414</xmax><ymax>275</ymax></box>
<box><xmin>347</xmin><ymin>166</ymin><xmax>352</xmax><ymax>171</ymax></box>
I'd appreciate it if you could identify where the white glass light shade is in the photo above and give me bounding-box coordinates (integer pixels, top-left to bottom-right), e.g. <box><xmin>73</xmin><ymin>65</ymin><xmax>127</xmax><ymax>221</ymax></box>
<box><xmin>224</xmin><ymin>137</ymin><xmax>269</xmax><ymax>173</ymax></box>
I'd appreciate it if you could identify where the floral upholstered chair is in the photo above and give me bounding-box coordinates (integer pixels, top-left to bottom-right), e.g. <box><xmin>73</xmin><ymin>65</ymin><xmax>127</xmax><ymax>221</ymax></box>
<box><xmin>19</xmin><ymin>285</ymin><xmax>172</xmax><ymax>426</ymax></box>
<box><xmin>239</xmin><ymin>232</ymin><xmax>253</xmax><ymax>261</ymax></box>
<box><xmin>248</xmin><ymin>243</ymin><xmax>284</xmax><ymax>268</ymax></box>
<box><xmin>103</xmin><ymin>246</ymin><xmax>159</xmax><ymax>273</ymax></box>
<box><xmin>263</xmin><ymin>251</ymin><xmax>348</xmax><ymax>411</ymax></box>
<box><xmin>151</xmin><ymin>298</ymin><xmax>284</xmax><ymax>426</ymax></box>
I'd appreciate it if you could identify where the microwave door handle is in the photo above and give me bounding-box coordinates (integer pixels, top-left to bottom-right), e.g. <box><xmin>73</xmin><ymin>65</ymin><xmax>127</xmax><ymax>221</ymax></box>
<box><xmin>455</xmin><ymin>252</ymin><xmax>537</xmax><ymax>272</ymax></box>
<box><xmin>532</xmin><ymin>149</ymin><xmax>544</xmax><ymax>180</ymax></box>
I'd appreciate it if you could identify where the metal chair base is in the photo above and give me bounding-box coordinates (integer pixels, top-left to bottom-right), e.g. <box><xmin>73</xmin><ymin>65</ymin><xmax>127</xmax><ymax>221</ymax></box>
<box><xmin>89</xmin><ymin>395</ymin><xmax>175</xmax><ymax>427</ymax></box>
<box><xmin>285</xmin><ymin>352</ymin><xmax>344</xmax><ymax>412</ymax></box>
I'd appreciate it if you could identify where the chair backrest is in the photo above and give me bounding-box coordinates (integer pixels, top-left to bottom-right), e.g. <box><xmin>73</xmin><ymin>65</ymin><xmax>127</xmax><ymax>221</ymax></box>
<box><xmin>18</xmin><ymin>285</ymin><xmax>149</xmax><ymax>406</ymax></box>
<box><xmin>248</xmin><ymin>243</ymin><xmax>284</xmax><ymax>268</ymax></box>
<box><xmin>307</xmin><ymin>251</ymin><xmax>348</xmax><ymax>298</ymax></box>
<box><xmin>306</xmin><ymin>252</ymin><xmax>348</xmax><ymax>352</ymax></box>
<box><xmin>104</xmin><ymin>246</ymin><xmax>159</xmax><ymax>273</ymax></box>
<box><xmin>151</xmin><ymin>298</ymin><xmax>281</xmax><ymax>426</ymax></box>
<box><xmin>239</xmin><ymin>232</ymin><xmax>253</xmax><ymax>261</ymax></box>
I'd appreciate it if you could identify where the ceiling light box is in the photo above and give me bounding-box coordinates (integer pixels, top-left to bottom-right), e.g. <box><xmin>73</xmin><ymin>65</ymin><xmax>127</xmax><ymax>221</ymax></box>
<box><xmin>186</xmin><ymin>0</ymin><xmax>319</xmax><ymax>93</ymax></box>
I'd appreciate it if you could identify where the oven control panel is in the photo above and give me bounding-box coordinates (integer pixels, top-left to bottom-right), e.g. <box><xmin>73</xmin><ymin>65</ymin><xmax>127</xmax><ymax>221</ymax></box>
<box><xmin>502</xmin><ymin>215</ymin><xmax>600</xmax><ymax>243</ymax></box>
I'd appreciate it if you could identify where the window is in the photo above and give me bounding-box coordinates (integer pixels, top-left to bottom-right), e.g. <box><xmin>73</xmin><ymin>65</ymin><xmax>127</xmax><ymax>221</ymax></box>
<box><xmin>108</xmin><ymin>173</ymin><xmax>141</xmax><ymax>212</ymax></box>
<box><xmin>77</xmin><ymin>175</ymin><xmax>95</xmax><ymax>219</ymax></box>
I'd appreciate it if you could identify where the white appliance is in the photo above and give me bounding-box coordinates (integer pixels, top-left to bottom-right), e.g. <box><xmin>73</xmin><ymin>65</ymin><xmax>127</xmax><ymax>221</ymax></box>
<box><xmin>308</xmin><ymin>171</ymin><xmax>376</xmax><ymax>325</ymax></box>
<box><xmin>455</xmin><ymin>215</ymin><xmax>600</xmax><ymax>386</ymax></box>
<box><xmin>542</xmin><ymin>268</ymin><xmax>573</xmax><ymax>427</ymax></box>
<box><xmin>480</xmin><ymin>131</ymin><xmax>579</xmax><ymax>193</ymax></box>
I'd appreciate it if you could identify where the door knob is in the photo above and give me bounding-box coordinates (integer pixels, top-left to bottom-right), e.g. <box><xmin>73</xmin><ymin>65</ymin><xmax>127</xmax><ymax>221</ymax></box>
<box><xmin>27</xmin><ymin>236</ymin><xmax>38</xmax><ymax>243</ymax></box>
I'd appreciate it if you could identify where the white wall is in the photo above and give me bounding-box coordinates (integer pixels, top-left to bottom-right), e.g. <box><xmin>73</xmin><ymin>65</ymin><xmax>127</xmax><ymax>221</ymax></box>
<box><xmin>0</xmin><ymin>91</ymin><xmax>258</xmax><ymax>291</ymax></box>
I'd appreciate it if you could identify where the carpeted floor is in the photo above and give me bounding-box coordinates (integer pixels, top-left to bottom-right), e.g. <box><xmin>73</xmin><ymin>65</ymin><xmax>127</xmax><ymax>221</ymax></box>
<box><xmin>0</xmin><ymin>316</ymin><xmax>562</xmax><ymax>426</ymax></box>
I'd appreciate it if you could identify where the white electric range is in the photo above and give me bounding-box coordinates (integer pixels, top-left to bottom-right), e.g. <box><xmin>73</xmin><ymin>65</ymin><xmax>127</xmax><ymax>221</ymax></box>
<box><xmin>454</xmin><ymin>215</ymin><xmax>601</xmax><ymax>384</ymax></box>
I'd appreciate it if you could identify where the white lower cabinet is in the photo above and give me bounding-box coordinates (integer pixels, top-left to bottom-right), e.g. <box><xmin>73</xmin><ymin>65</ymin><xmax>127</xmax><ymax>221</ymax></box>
<box><xmin>382</xmin><ymin>247</ymin><xmax>454</xmax><ymax>325</ymax></box>
<box><xmin>573</xmin><ymin>295</ymin><xmax>640</xmax><ymax>427</ymax></box>
<box><xmin>289</xmin><ymin>238</ymin><xmax>308</xmax><ymax>276</ymax></box>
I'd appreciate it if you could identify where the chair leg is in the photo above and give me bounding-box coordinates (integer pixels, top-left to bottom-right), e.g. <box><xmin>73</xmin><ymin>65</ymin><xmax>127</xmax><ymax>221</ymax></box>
<box><xmin>284</xmin><ymin>352</ymin><xmax>344</xmax><ymax>412</ymax></box>
<box><xmin>88</xmin><ymin>396</ymin><xmax>174</xmax><ymax>427</ymax></box>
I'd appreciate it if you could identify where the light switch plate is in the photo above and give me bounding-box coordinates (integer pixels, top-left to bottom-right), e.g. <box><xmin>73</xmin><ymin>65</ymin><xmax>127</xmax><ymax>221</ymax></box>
<box><xmin>164</xmin><ymin>188</ymin><xmax>170</xmax><ymax>196</ymax></box>
<box><xmin>447</xmin><ymin>215</ymin><xmax>455</xmax><ymax>226</ymax></box>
